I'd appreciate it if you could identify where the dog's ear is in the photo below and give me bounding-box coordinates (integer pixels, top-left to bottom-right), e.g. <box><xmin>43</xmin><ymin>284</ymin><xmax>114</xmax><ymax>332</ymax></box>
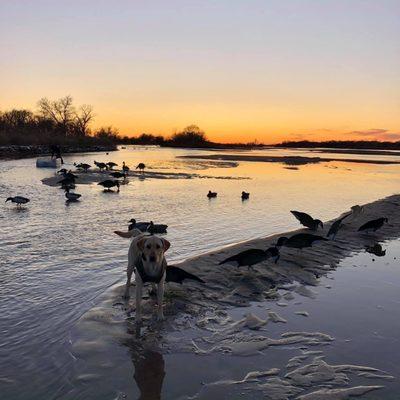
<box><xmin>162</xmin><ymin>238</ymin><xmax>171</xmax><ymax>252</ymax></box>
<box><xmin>136</xmin><ymin>237</ymin><xmax>147</xmax><ymax>251</ymax></box>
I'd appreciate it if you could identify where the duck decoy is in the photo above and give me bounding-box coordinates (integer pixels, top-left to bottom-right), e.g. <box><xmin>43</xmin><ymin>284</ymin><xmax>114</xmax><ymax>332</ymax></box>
<box><xmin>136</xmin><ymin>163</ymin><xmax>146</xmax><ymax>172</ymax></box>
<box><xmin>110</xmin><ymin>171</ymin><xmax>126</xmax><ymax>179</ymax></box>
<box><xmin>366</xmin><ymin>243</ymin><xmax>386</xmax><ymax>257</ymax></box>
<box><xmin>146</xmin><ymin>221</ymin><xmax>168</xmax><ymax>234</ymax></box>
<box><xmin>64</xmin><ymin>188</ymin><xmax>81</xmax><ymax>202</ymax></box>
<box><xmin>106</xmin><ymin>162</ymin><xmax>118</xmax><ymax>170</ymax></box>
<box><xmin>290</xmin><ymin>211</ymin><xmax>323</xmax><ymax>231</ymax></box>
<box><xmin>276</xmin><ymin>233</ymin><xmax>328</xmax><ymax>250</ymax></box>
<box><xmin>98</xmin><ymin>180</ymin><xmax>120</xmax><ymax>192</ymax></box>
<box><xmin>5</xmin><ymin>196</ymin><xmax>30</xmax><ymax>208</ymax></box>
<box><xmin>219</xmin><ymin>247</ymin><xmax>280</xmax><ymax>270</ymax></box>
<box><xmin>358</xmin><ymin>217</ymin><xmax>388</xmax><ymax>233</ymax></box>
<box><xmin>327</xmin><ymin>213</ymin><xmax>351</xmax><ymax>240</ymax></box>
<box><xmin>94</xmin><ymin>161</ymin><xmax>107</xmax><ymax>171</ymax></box>
<box><xmin>241</xmin><ymin>191</ymin><xmax>250</xmax><ymax>200</ymax></box>
<box><xmin>122</xmin><ymin>162</ymin><xmax>130</xmax><ymax>173</ymax></box>
<box><xmin>74</xmin><ymin>162</ymin><xmax>91</xmax><ymax>172</ymax></box>
<box><xmin>207</xmin><ymin>191</ymin><xmax>217</xmax><ymax>198</ymax></box>
<box><xmin>166</xmin><ymin>266</ymin><xmax>204</xmax><ymax>284</ymax></box>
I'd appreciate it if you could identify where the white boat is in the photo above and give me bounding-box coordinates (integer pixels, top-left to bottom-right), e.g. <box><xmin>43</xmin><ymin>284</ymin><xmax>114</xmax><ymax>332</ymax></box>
<box><xmin>36</xmin><ymin>157</ymin><xmax>60</xmax><ymax>168</ymax></box>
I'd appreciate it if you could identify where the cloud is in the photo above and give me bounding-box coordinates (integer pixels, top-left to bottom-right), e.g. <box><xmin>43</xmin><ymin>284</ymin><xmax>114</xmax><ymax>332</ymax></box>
<box><xmin>348</xmin><ymin>129</ymin><xmax>388</xmax><ymax>136</ymax></box>
<box><xmin>347</xmin><ymin>128</ymin><xmax>400</xmax><ymax>141</ymax></box>
<box><xmin>380</xmin><ymin>132</ymin><xmax>400</xmax><ymax>141</ymax></box>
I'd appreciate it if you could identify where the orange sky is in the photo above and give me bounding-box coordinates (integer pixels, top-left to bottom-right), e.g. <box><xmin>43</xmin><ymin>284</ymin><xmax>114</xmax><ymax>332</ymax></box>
<box><xmin>1</xmin><ymin>1</ymin><xmax>399</xmax><ymax>143</ymax></box>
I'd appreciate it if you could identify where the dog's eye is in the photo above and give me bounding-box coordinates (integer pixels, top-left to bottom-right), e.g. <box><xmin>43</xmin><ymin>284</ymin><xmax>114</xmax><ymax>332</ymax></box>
<box><xmin>146</xmin><ymin>244</ymin><xmax>151</xmax><ymax>249</ymax></box>
<box><xmin>156</xmin><ymin>244</ymin><xmax>160</xmax><ymax>249</ymax></box>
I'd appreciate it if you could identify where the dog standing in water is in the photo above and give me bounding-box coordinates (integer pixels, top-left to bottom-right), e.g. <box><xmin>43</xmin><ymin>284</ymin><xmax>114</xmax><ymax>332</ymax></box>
<box><xmin>114</xmin><ymin>229</ymin><xmax>170</xmax><ymax>321</ymax></box>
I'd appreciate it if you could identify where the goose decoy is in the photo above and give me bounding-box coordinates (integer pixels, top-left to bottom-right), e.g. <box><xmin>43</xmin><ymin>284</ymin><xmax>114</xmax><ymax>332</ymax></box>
<box><xmin>122</xmin><ymin>162</ymin><xmax>130</xmax><ymax>173</ymax></box>
<box><xmin>98</xmin><ymin>180</ymin><xmax>120</xmax><ymax>192</ymax></box>
<box><xmin>219</xmin><ymin>247</ymin><xmax>280</xmax><ymax>270</ymax></box>
<box><xmin>146</xmin><ymin>221</ymin><xmax>168</xmax><ymax>234</ymax></box>
<box><xmin>64</xmin><ymin>188</ymin><xmax>81</xmax><ymax>202</ymax></box>
<box><xmin>106</xmin><ymin>162</ymin><xmax>118</xmax><ymax>170</ymax></box>
<box><xmin>74</xmin><ymin>163</ymin><xmax>91</xmax><ymax>172</ymax></box>
<box><xmin>207</xmin><ymin>191</ymin><xmax>217</xmax><ymax>198</ymax></box>
<box><xmin>128</xmin><ymin>219</ymin><xmax>150</xmax><ymax>231</ymax></box>
<box><xmin>5</xmin><ymin>196</ymin><xmax>30</xmax><ymax>208</ymax></box>
<box><xmin>58</xmin><ymin>176</ymin><xmax>76</xmax><ymax>186</ymax></box>
<box><xmin>327</xmin><ymin>213</ymin><xmax>351</xmax><ymax>240</ymax></box>
<box><xmin>109</xmin><ymin>171</ymin><xmax>126</xmax><ymax>179</ymax></box>
<box><xmin>366</xmin><ymin>243</ymin><xmax>386</xmax><ymax>257</ymax></box>
<box><xmin>290</xmin><ymin>211</ymin><xmax>323</xmax><ymax>231</ymax></box>
<box><xmin>241</xmin><ymin>191</ymin><xmax>250</xmax><ymax>200</ymax></box>
<box><xmin>358</xmin><ymin>217</ymin><xmax>388</xmax><ymax>233</ymax></box>
<box><xmin>166</xmin><ymin>266</ymin><xmax>204</xmax><ymax>284</ymax></box>
<box><xmin>136</xmin><ymin>163</ymin><xmax>146</xmax><ymax>172</ymax></box>
<box><xmin>94</xmin><ymin>161</ymin><xmax>107</xmax><ymax>171</ymax></box>
<box><xmin>276</xmin><ymin>233</ymin><xmax>328</xmax><ymax>250</ymax></box>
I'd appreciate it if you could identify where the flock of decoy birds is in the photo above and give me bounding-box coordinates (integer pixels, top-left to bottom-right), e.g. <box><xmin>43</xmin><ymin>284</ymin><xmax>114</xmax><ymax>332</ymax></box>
<box><xmin>218</xmin><ymin>206</ymin><xmax>389</xmax><ymax>270</ymax></box>
<box><xmin>207</xmin><ymin>190</ymin><xmax>250</xmax><ymax>200</ymax></box>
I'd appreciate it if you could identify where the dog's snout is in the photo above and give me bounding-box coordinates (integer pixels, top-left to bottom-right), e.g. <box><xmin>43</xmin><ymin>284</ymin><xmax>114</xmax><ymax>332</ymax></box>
<box><xmin>149</xmin><ymin>254</ymin><xmax>156</xmax><ymax>262</ymax></box>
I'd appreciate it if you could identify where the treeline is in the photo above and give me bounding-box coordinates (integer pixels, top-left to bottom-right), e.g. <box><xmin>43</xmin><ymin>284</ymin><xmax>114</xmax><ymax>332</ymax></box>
<box><xmin>0</xmin><ymin>96</ymin><xmax>119</xmax><ymax>147</ymax></box>
<box><xmin>275</xmin><ymin>140</ymin><xmax>400</xmax><ymax>150</ymax></box>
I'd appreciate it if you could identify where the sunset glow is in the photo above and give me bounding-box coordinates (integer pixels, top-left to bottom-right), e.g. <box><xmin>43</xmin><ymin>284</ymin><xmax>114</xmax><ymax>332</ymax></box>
<box><xmin>1</xmin><ymin>0</ymin><xmax>399</xmax><ymax>143</ymax></box>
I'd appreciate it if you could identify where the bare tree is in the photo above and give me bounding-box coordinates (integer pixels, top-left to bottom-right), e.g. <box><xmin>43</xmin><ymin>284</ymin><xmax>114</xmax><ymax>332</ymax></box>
<box><xmin>74</xmin><ymin>104</ymin><xmax>94</xmax><ymax>136</ymax></box>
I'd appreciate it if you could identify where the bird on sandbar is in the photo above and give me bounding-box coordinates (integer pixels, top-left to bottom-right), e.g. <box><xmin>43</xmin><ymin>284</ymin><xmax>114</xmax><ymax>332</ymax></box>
<box><xmin>98</xmin><ymin>180</ymin><xmax>120</xmax><ymax>192</ymax></box>
<box><xmin>276</xmin><ymin>233</ymin><xmax>328</xmax><ymax>250</ymax></box>
<box><xmin>290</xmin><ymin>211</ymin><xmax>323</xmax><ymax>231</ymax></box>
<box><xmin>166</xmin><ymin>266</ymin><xmax>204</xmax><ymax>284</ymax></box>
<box><xmin>358</xmin><ymin>217</ymin><xmax>388</xmax><ymax>233</ymax></box>
<box><xmin>109</xmin><ymin>171</ymin><xmax>126</xmax><ymax>179</ymax></box>
<box><xmin>207</xmin><ymin>191</ymin><xmax>217</xmax><ymax>198</ymax></box>
<box><xmin>106</xmin><ymin>162</ymin><xmax>118</xmax><ymax>170</ymax></box>
<box><xmin>327</xmin><ymin>213</ymin><xmax>351</xmax><ymax>240</ymax></box>
<box><xmin>241</xmin><ymin>191</ymin><xmax>250</xmax><ymax>200</ymax></box>
<box><xmin>219</xmin><ymin>247</ymin><xmax>280</xmax><ymax>270</ymax></box>
<box><xmin>136</xmin><ymin>163</ymin><xmax>146</xmax><ymax>172</ymax></box>
<box><xmin>366</xmin><ymin>243</ymin><xmax>386</xmax><ymax>257</ymax></box>
<box><xmin>64</xmin><ymin>188</ymin><xmax>81</xmax><ymax>202</ymax></box>
<box><xmin>122</xmin><ymin>161</ymin><xmax>130</xmax><ymax>173</ymax></box>
<box><xmin>5</xmin><ymin>196</ymin><xmax>30</xmax><ymax>208</ymax></box>
<box><xmin>74</xmin><ymin>162</ymin><xmax>91</xmax><ymax>172</ymax></box>
<box><xmin>94</xmin><ymin>161</ymin><xmax>107</xmax><ymax>171</ymax></box>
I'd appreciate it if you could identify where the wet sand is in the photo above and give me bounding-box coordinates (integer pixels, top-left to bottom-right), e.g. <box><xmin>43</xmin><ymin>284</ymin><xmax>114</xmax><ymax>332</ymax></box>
<box><xmin>68</xmin><ymin>194</ymin><xmax>400</xmax><ymax>399</ymax></box>
<box><xmin>178</xmin><ymin>154</ymin><xmax>400</xmax><ymax>165</ymax></box>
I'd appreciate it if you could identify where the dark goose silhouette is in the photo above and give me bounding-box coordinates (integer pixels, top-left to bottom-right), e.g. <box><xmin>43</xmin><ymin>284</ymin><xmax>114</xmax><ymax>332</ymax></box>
<box><xmin>6</xmin><ymin>196</ymin><xmax>30</xmax><ymax>207</ymax></box>
<box><xmin>358</xmin><ymin>217</ymin><xmax>388</xmax><ymax>233</ymax></box>
<box><xmin>98</xmin><ymin>180</ymin><xmax>120</xmax><ymax>192</ymax></box>
<box><xmin>327</xmin><ymin>213</ymin><xmax>351</xmax><ymax>240</ymax></box>
<box><xmin>166</xmin><ymin>266</ymin><xmax>204</xmax><ymax>284</ymax></box>
<box><xmin>219</xmin><ymin>247</ymin><xmax>280</xmax><ymax>269</ymax></box>
<box><xmin>207</xmin><ymin>191</ymin><xmax>217</xmax><ymax>198</ymax></box>
<box><xmin>110</xmin><ymin>171</ymin><xmax>126</xmax><ymax>179</ymax></box>
<box><xmin>128</xmin><ymin>218</ymin><xmax>149</xmax><ymax>231</ymax></box>
<box><xmin>74</xmin><ymin>162</ymin><xmax>91</xmax><ymax>172</ymax></box>
<box><xmin>64</xmin><ymin>188</ymin><xmax>81</xmax><ymax>202</ymax></box>
<box><xmin>106</xmin><ymin>162</ymin><xmax>118</xmax><ymax>170</ymax></box>
<box><xmin>94</xmin><ymin>161</ymin><xmax>107</xmax><ymax>171</ymax></box>
<box><xmin>241</xmin><ymin>191</ymin><xmax>250</xmax><ymax>200</ymax></box>
<box><xmin>136</xmin><ymin>163</ymin><xmax>146</xmax><ymax>172</ymax></box>
<box><xmin>122</xmin><ymin>161</ymin><xmax>130</xmax><ymax>173</ymax></box>
<box><xmin>276</xmin><ymin>233</ymin><xmax>328</xmax><ymax>250</ymax></box>
<box><xmin>290</xmin><ymin>211</ymin><xmax>323</xmax><ymax>230</ymax></box>
<box><xmin>147</xmin><ymin>221</ymin><xmax>168</xmax><ymax>234</ymax></box>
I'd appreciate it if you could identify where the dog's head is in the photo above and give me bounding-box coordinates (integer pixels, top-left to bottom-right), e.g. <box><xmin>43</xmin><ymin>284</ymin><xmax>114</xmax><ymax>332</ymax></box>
<box><xmin>137</xmin><ymin>235</ymin><xmax>170</xmax><ymax>269</ymax></box>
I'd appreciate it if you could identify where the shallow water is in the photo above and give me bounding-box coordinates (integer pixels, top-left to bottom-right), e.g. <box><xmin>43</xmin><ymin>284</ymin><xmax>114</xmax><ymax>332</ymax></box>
<box><xmin>1</xmin><ymin>146</ymin><xmax>400</xmax><ymax>399</ymax></box>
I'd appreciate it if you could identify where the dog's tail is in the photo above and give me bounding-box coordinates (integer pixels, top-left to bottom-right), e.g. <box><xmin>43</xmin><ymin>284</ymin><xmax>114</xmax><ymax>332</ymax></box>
<box><xmin>114</xmin><ymin>228</ymin><xmax>142</xmax><ymax>239</ymax></box>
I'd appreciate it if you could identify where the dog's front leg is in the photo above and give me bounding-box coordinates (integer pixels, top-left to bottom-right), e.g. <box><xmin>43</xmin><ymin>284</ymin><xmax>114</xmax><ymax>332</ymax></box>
<box><xmin>156</xmin><ymin>277</ymin><xmax>165</xmax><ymax>321</ymax></box>
<box><xmin>124</xmin><ymin>264</ymin><xmax>134</xmax><ymax>299</ymax></box>
<box><xmin>135</xmin><ymin>276</ymin><xmax>143</xmax><ymax>323</ymax></box>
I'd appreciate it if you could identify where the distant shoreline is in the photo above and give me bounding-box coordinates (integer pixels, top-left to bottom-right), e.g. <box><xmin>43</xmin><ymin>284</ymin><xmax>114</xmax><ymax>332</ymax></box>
<box><xmin>0</xmin><ymin>144</ymin><xmax>117</xmax><ymax>160</ymax></box>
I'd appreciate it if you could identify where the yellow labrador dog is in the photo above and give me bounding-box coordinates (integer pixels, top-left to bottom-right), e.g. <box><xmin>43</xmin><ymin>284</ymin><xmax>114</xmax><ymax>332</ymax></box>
<box><xmin>114</xmin><ymin>229</ymin><xmax>171</xmax><ymax>321</ymax></box>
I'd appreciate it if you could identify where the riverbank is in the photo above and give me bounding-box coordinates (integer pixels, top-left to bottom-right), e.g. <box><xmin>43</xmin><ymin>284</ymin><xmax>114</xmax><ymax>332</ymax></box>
<box><xmin>0</xmin><ymin>144</ymin><xmax>117</xmax><ymax>160</ymax></box>
<box><xmin>69</xmin><ymin>194</ymin><xmax>400</xmax><ymax>399</ymax></box>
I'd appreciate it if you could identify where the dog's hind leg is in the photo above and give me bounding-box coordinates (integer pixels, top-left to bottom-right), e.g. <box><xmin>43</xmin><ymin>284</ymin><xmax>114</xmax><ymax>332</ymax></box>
<box><xmin>156</xmin><ymin>277</ymin><xmax>165</xmax><ymax>321</ymax></box>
